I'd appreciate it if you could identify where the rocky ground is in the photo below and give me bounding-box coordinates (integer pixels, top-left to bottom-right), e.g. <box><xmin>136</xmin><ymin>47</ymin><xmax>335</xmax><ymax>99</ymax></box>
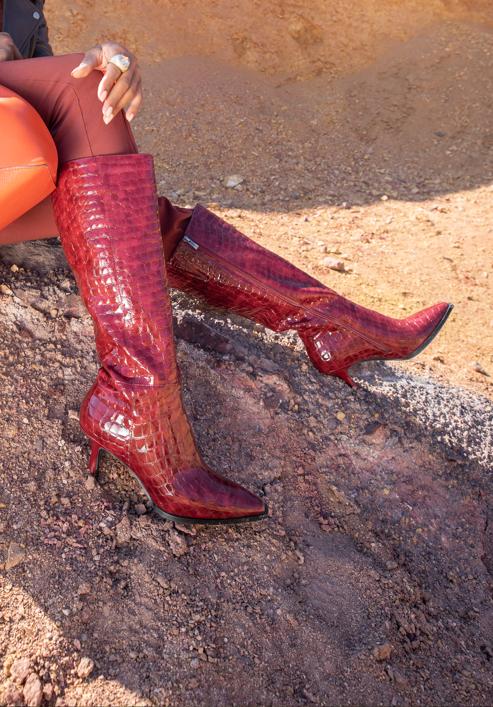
<box><xmin>1</xmin><ymin>1</ymin><xmax>493</xmax><ymax>706</ymax></box>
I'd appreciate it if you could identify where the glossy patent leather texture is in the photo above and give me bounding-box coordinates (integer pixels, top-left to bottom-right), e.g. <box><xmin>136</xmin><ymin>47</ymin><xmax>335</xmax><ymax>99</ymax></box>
<box><xmin>168</xmin><ymin>205</ymin><xmax>452</xmax><ymax>386</ymax></box>
<box><xmin>0</xmin><ymin>83</ymin><xmax>58</xmax><ymax>231</ymax></box>
<box><xmin>51</xmin><ymin>155</ymin><xmax>266</xmax><ymax>524</ymax></box>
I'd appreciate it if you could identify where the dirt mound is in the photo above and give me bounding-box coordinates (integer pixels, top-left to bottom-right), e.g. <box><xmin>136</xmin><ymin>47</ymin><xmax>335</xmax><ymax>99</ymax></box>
<box><xmin>47</xmin><ymin>0</ymin><xmax>493</xmax><ymax>80</ymax></box>
<box><xmin>0</xmin><ymin>252</ymin><xmax>492</xmax><ymax>706</ymax></box>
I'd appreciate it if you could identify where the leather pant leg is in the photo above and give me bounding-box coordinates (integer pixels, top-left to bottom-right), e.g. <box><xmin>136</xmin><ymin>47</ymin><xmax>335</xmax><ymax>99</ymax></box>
<box><xmin>0</xmin><ymin>52</ymin><xmax>138</xmax><ymax>245</ymax></box>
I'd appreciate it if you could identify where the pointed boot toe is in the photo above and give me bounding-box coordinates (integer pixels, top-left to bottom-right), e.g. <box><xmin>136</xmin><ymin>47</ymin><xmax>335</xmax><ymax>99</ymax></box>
<box><xmin>156</xmin><ymin>467</ymin><xmax>268</xmax><ymax>524</ymax></box>
<box><xmin>402</xmin><ymin>302</ymin><xmax>453</xmax><ymax>359</ymax></box>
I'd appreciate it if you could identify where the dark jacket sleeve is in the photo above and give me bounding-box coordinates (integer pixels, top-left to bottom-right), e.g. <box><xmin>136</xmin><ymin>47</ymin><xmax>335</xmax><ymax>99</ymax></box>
<box><xmin>32</xmin><ymin>1</ymin><xmax>53</xmax><ymax>57</ymax></box>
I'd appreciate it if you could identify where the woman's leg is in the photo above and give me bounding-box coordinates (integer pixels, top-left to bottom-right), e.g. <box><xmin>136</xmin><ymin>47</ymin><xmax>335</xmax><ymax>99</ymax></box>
<box><xmin>51</xmin><ymin>152</ymin><xmax>266</xmax><ymax>523</ymax></box>
<box><xmin>0</xmin><ymin>52</ymin><xmax>139</xmax><ymax>245</ymax></box>
<box><xmin>0</xmin><ymin>53</ymin><xmax>137</xmax><ymax>162</ymax></box>
<box><xmin>165</xmin><ymin>205</ymin><xmax>452</xmax><ymax>386</ymax></box>
<box><xmin>0</xmin><ymin>54</ymin><xmax>451</xmax><ymax>387</ymax></box>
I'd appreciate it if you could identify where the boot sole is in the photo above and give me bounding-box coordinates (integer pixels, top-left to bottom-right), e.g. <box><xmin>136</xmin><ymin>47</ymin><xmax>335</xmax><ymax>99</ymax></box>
<box><xmin>88</xmin><ymin>443</ymin><xmax>269</xmax><ymax>526</ymax></box>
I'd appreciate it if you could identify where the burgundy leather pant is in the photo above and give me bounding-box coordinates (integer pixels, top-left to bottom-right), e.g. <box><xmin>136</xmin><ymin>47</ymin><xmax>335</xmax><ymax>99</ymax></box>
<box><xmin>0</xmin><ymin>52</ymin><xmax>189</xmax><ymax>257</ymax></box>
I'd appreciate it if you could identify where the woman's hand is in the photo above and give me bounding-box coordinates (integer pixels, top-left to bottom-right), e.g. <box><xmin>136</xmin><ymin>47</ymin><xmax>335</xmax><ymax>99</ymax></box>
<box><xmin>0</xmin><ymin>33</ymin><xmax>23</xmax><ymax>62</ymax></box>
<box><xmin>71</xmin><ymin>41</ymin><xmax>142</xmax><ymax>123</ymax></box>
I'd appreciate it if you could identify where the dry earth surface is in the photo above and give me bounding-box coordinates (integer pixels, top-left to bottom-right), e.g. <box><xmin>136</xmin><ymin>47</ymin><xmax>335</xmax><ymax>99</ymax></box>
<box><xmin>1</xmin><ymin>1</ymin><xmax>493</xmax><ymax>706</ymax></box>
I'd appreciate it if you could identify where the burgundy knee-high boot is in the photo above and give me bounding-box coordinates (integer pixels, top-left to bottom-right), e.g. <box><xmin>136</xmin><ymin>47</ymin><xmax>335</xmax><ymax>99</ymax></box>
<box><xmin>51</xmin><ymin>156</ymin><xmax>266</xmax><ymax>524</ymax></box>
<box><xmin>159</xmin><ymin>199</ymin><xmax>452</xmax><ymax>387</ymax></box>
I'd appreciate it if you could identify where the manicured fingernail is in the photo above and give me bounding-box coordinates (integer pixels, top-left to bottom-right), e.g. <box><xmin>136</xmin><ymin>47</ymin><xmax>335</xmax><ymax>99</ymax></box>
<box><xmin>99</xmin><ymin>89</ymin><xmax>108</xmax><ymax>102</ymax></box>
<box><xmin>71</xmin><ymin>62</ymin><xmax>88</xmax><ymax>74</ymax></box>
<box><xmin>126</xmin><ymin>112</ymin><xmax>134</xmax><ymax>122</ymax></box>
<box><xmin>103</xmin><ymin>114</ymin><xmax>113</xmax><ymax>125</ymax></box>
<box><xmin>103</xmin><ymin>105</ymin><xmax>113</xmax><ymax>116</ymax></box>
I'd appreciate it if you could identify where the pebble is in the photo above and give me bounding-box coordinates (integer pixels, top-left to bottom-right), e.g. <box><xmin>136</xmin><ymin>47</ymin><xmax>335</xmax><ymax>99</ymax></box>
<box><xmin>373</xmin><ymin>643</ymin><xmax>393</xmax><ymax>661</ymax></box>
<box><xmin>85</xmin><ymin>475</ymin><xmax>96</xmax><ymax>491</ymax></box>
<box><xmin>43</xmin><ymin>683</ymin><xmax>54</xmax><ymax>701</ymax></box>
<box><xmin>335</xmin><ymin>411</ymin><xmax>346</xmax><ymax>421</ymax></box>
<box><xmin>5</xmin><ymin>542</ymin><xmax>26</xmax><ymax>570</ymax></box>
<box><xmin>10</xmin><ymin>657</ymin><xmax>31</xmax><ymax>684</ymax></box>
<box><xmin>174</xmin><ymin>522</ymin><xmax>197</xmax><ymax>536</ymax></box>
<box><xmin>77</xmin><ymin>582</ymin><xmax>92</xmax><ymax>596</ymax></box>
<box><xmin>0</xmin><ymin>686</ymin><xmax>24</xmax><ymax>706</ymax></box>
<box><xmin>115</xmin><ymin>516</ymin><xmax>132</xmax><ymax>546</ymax></box>
<box><xmin>76</xmin><ymin>656</ymin><xmax>94</xmax><ymax>679</ymax></box>
<box><xmin>134</xmin><ymin>503</ymin><xmax>147</xmax><ymax>516</ymax></box>
<box><xmin>472</xmin><ymin>362</ymin><xmax>489</xmax><ymax>376</ymax></box>
<box><xmin>321</xmin><ymin>256</ymin><xmax>346</xmax><ymax>272</ymax></box>
<box><xmin>224</xmin><ymin>174</ymin><xmax>244</xmax><ymax>188</ymax></box>
<box><xmin>23</xmin><ymin>673</ymin><xmax>43</xmax><ymax>707</ymax></box>
<box><xmin>168</xmin><ymin>529</ymin><xmax>188</xmax><ymax>557</ymax></box>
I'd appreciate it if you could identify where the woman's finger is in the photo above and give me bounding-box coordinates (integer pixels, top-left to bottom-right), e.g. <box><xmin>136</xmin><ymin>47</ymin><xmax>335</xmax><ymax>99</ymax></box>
<box><xmin>71</xmin><ymin>46</ymin><xmax>102</xmax><ymax>78</ymax></box>
<box><xmin>101</xmin><ymin>67</ymin><xmax>137</xmax><ymax>121</ymax></box>
<box><xmin>108</xmin><ymin>79</ymin><xmax>141</xmax><ymax>124</ymax></box>
<box><xmin>103</xmin><ymin>70</ymin><xmax>138</xmax><ymax>122</ymax></box>
<box><xmin>124</xmin><ymin>85</ymin><xmax>143</xmax><ymax>122</ymax></box>
<box><xmin>96</xmin><ymin>62</ymin><xmax>128</xmax><ymax>103</ymax></box>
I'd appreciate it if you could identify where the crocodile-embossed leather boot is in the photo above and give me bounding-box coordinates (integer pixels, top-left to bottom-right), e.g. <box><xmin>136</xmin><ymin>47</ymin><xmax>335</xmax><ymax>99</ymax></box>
<box><xmin>166</xmin><ymin>204</ymin><xmax>453</xmax><ymax>387</ymax></box>
<box><xmin>51</xmin><ymin>155</ymin><xmax>266</xmax><ymax>524</ymax></box>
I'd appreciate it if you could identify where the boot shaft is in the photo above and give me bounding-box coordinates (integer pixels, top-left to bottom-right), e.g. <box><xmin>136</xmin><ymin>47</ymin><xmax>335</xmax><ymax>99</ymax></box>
<box><xmin>52</xmin><ymin>154</ymin><xmax>177</xmax><ymax>387</ymax></box>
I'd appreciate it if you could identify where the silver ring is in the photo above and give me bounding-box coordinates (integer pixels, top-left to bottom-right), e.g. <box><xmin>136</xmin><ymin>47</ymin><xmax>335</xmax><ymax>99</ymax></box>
<box><xmin>108</xmin><ymin>54</ymin><xmax>131</xmax><ymax>73</ymax></box>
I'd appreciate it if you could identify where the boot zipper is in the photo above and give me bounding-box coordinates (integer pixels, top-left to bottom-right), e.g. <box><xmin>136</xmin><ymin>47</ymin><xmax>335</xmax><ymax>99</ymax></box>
<box><xmin>183</xmin><ymin>235</ymin><xmax>199</xmax><ymax>250</ymax></box>
<box><xmin>180</xmin><ymin>235</ymin><xmax>388</xmax><ymax>349</ymax></box>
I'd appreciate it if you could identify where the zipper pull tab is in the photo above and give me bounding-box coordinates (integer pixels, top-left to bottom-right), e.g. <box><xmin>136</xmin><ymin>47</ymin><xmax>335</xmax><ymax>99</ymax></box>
<box><xmin>183</xmin><ymin>235</ymin><xmax>199</xmax><ymax>250</ymax></box>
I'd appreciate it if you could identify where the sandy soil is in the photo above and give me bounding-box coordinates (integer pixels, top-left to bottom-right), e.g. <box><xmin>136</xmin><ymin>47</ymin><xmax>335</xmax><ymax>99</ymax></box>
<box><xmin>1</xmin><ymin>1</ymin><xmax>493</xmax><ymax>705</ymax></box>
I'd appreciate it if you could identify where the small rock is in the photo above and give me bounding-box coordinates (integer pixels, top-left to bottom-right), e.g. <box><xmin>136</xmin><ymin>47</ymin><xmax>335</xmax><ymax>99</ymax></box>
<box><xmin>115</xmin><ymin>516</ymin><xmax>132</xmax><ymax>546</ymax></box>
<box><xmin>168</xmin><ymin>529</ymin><xmax>188</xmax><ymax>557</ymax></box>
<box><xmin>0</xmin><ymin>685</ymin><xmax>24</xmax><ymax>706</ymax></box>
<box><xmin>0</xmin><ymin>283</ymin><xmax>13</xmax><ymax>296</ymax></box>
<box><xmin>174</xmin><ymin>522</ymin><xmax>197</xmax><ymax>536</ymax></box>
<box><xmin>59</xmin><ymin>293</ymin><xmax>85</xmax><ymax>319</ymax></box>
<box><xmin>10</xmin><ymin>264</ymin><xmax>19</xmax><ymax>272</ymax></box>
<box><xmin>47</xmin><ymin>403</ymin><xmax>66</xmax><ymax>421</ymax></box>
<box><xmin>472</xmin><ymin>362</ymin><xmax>489</xmax><ymax>376</ymax></box>
<box><xmin>335</xmin><ymin>411</ymin><xmax>346</xmax><ymax>421</ymax></box>
<box><xmin>5</xmin><ymin>542</ymin><xmax>26</xmax><ymax>570</ymax></box>
<box><xmin>134</xmin><ymin>503</ymin><xmax>147</xmax><ymax>516</ymax></box>
<box><xmin>374</xmin><ymin>642</ymin><xmax>393</xmax><ymax>662</ymax></box>
<box><xmin>257</xmin><ymin>357</ymin><xmax>280</xmax><ymax>373</ymax></box>
<box><xmin>23</xmin><ymin>673</ymin><xmax>43</xmax><ymax>707</ymax></box>
<box><xmin>321</xmin><ymin>256</ymin><xmax>346</xmax><ymax>272</ymax></box>
<box><xmin>77</xmin><ymin>582</ymin><xmax>91</xmax><ymax>596</ymax></box>
<box><xmin>76</xmin><ymin>656</ymin><xmax>94</xmax><ymax>679</ymax></box>
<box><xmin>43</xmin><ymin>683</ymin><xmax>54</xmax><ymax>701</ymax></box>
<box><xmin>224</xmin><ymin>174</ymin><xmax>244</xmax><ymax>189</ymax></box>
<box><xmin>10</xmin><ymin>657</ymin><xmax>31</xmax><ymax>683</ymax></box>
<box><xmin>85</xmin><ymin>475</ymin><xmax>96</xmax><ymax>491</ymax></box>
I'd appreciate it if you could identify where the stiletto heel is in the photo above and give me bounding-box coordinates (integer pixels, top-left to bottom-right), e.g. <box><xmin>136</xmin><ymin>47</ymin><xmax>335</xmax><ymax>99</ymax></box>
<box><xmin>87</xmin><ymin>439</ymin><xmax>101</xmax><ymax>476</ymax></box>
